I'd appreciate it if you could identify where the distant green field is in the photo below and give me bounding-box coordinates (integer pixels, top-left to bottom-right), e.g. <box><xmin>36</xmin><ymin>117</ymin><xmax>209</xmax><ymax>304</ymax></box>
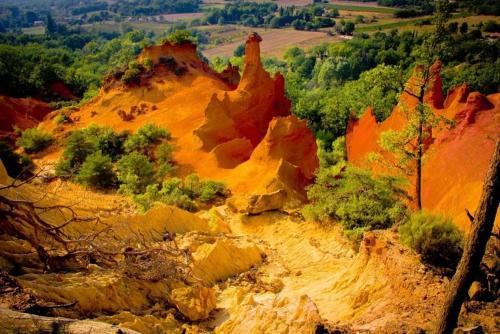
<box><xmin>356</xmin><ymin>17</ymin><xmax>426</xmax><ymax>32</ymax></box>
<box><xmin>325</xmin><ymin>4</ymin><xmax>396</xmax><ymax>14</ymax></box>
<box><xmin>21</xmin><ymin>26</ymin><xmax>45</xmax><ymax>35</ymax></box>
<box><xmin>356</xmin><ymin>12</ymin><xmax>473</xmax><ymax>33</ymax></box>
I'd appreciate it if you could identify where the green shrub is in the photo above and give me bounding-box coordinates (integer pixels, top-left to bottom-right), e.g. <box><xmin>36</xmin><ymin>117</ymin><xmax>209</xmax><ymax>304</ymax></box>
<box><xmin>132</xmin><ymin>184</ymin><xmax>162</xmax><ymax>212</ymax></box>
<box><xmin>132</xmin><ymin>174</ymin><xmax>227</xmax><ymax>212</ymax></box>
<box><xmin>75</xmin><ymin>152</ymin><xmax>118</xmax><ymax>189</ymax></box>
<box><xmin>143</xmin><ymin>57</ymin><xmax>153</xmax><ymax>72</ymax></box>
<box><xmin>154</xmin><ymin>142</ymin><xmax>174</xmax><ymax>163</ymax></box>
<box><xmin>198</xmin><ymin>180</ymin><xmax>228</xmax><ymax>202</ymax></box>
<box><xmin>121</xmin><ymin>61</ymin><xmax>143</xmax><ymax>85</ymax></box>
<box><xmin>164</xmin><ymin>30</ymin><xmax>194</xmax><ymax>44</ymax></box>
<box><xmin>183</xmin><ymin>173</ymin><xmax>227</xmax><ymax>202</ymax></box>
<box><xmin>304</xmin><ymin>166</ymin><xmax>407</xmax><ymax>228</ymax></box>
<box><xmin>318</xmin><ymin>136</ymin><xmax>346</xmax><ymax>168</ymax></box>
<box><xmin>83</xmin><ymin>125</ymin><xmax>128</xmax><ymax>161</ymax></box>
<box><xmin>399</xmin><ymin>212</ymin><xmax>464</xmax><ymax>271</ymax></box>
<box><xmin>153</xmin><ymin>142</ymin><xmax>177</xmax><ymax>178</ymax></box>
<box><xmin>53</xmin><ymin>113</ymin><xmax>70</xmax><ymax>125</ymax></box>
<box><xmin>122</xmin><ymin>67</ymin><xmax>141</xmax><ymax>85</ymax></box>
<box><xmin>56</xmin><ymin>125</ymin><xmax>128</xmax><ymax>178</ymax></box>
<box><xmin>303</xmin><ymin>166</ymin><xmax>408</xmax><ymax>246</ymax></box>
<box><xmin>0</xmin><ymin>140</ymin><xmax>33</xmax><ymax>179</ymax></box>
<box><xmin>133</xmin><ymin>180</ymin><xmax>197</xmax><ymax>212</ymax></box>
<box><xmin>117</xmin><ymin>152</ymin><xmax>155</xmax><ymax>195</ymax></box>
<box><xmin>55</xmin><ymin>130</ymin><xmax>96</xmax><ymax>177</ymax></box>
<box><xmin>16</xmin><ymin>128</ymin><xmax>54</xmax><ymax>153</ymax></box>
<box><xmin>124</xmin><ymin>124</ymin><xmax>171</xmax><ymax>156</ymax></box>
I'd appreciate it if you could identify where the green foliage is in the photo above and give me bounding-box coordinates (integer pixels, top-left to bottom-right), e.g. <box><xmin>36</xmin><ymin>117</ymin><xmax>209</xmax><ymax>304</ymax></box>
<box><xmin>85</xmin><ymin>125</ymin><xmax>128</xmax><ymax>161</ymax></box>
<box><xmin>154</xmin><ymin>142</ymin><xmax>174</xmax><ymax>163</ymax></box>
<box><xmin>56</xmin><ymin>125</ymin><xmax>127</xmax><ymax>177</ymax></box>
<box><xmin>117</xmin><ymin>152</ymin><xmax>155</xmax><ymax>195</ymax></box>
<box><xmin>0</xmin><ymin>44</ymin><xmax>71</xmax><ymax>98</ymax></box>
<box><xmin>183</xmin><ymin>174</ymin><xmax>228</xmax><ymax>202</ymax></box>
<box><xmin>206</xmin><ymin>2</ymin><xmax>277</xmax><ymax>26</ymax></box>
<box><xmin>164</xmin><ymin>29</ymin><xmax>195</xmax><ymax>44</ymax></box>
<box><xmin>455</xmin><ymin>0</ymin><xmax>500</xmax><ymax>15</ymax></box>
<box><xmin>378</xmin><ymin>102</ymin><xmax>441</xmax><ymax>176</ymax></box>
<box><xmin>53</xmin><ymin>113</ymin><xmax>70</xmax><ymax>125</ymax></box>
<box><xmin>75</xmin><ymin>151</ymin><xmax>117</xmax><ymax>189</ymax></box>
<box><xmin>233</xmin><ymin>43</ymin><xmax>245</xmax><ymax>57</ymax></box>
<box><xmin>441</xmin><ymin>60</ymin><xmax>500</xmax><ymax>95</ymax></box>
<box><xmin>123</xmin><ymin>124</ymin><xmax>171</xmax><ymax>156</ymax></box>
<box><xmin>318</xmin><ymin>136</ymin><xmax>346</xmax><ymax>168</ymax></box>
<box><xmin>0</xmin><ymin>29</ymin><xmax>152</xmax><ymax>99</ymax></box>
<box><xmin>16</xmin><ymin>128</ymin><xmax>54</xmax><ymax>153</ymax></box>
<box><xmin>154</xmin><ymin>142</ymin><xmax>176</xmax><ymax>178</ymax></box>
<box><xmin>399</xmin><ymin>211</ymin><xmax>464</xmax><ymax>271</ymax></box>
<box><xmin>54</xmin><ymin>123</ymin><xmax>182</xmax><ymax>205</ymax></box>
<box><xmin>56</xmin><ymin>130</ymin><xmax>96</xmax><ymax>177</ymax></box>
<box><xmin>0</xmin><ymin>140</ymin><xmax>33</xmax><ymax>179</ymax></box>
<box><xmin>132</xmin><ymin>174</ymin><xmax>227</xmax><ymax>212</ymax></box>
<box><xmin>303</xmin><ymin>166</ymin><xmax>408</xmax><ymax>244</ymax></box>
<box><xmin>142</xmin><ymin>57</ymin><xmax>153</xmax><ymax>72</ymax></box>
<box><xmin>121</xmin><ymin>61</ymin><xmax>143</xmax><ymax>85</ymax></box>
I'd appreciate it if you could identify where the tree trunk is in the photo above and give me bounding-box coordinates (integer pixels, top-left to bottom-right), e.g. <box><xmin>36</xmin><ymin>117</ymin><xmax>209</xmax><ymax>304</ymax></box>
<box><xmin>416</xmin><ymin>84</ymin><xmax>426</xmax><ymax>211</ymax></box>
<box><xmin>434</xmin><ymin>133</ymin><xmax>500</xmax><ymax>334</ymax></box>
<box><xmin>416</xmin><ymin>120</ymin><xmax>423</xmax><ymax>210</ymax></box>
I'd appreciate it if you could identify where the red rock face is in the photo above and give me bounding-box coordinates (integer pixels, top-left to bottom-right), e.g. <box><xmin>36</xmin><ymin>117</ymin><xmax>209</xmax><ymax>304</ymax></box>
<box><xmin>0</xmin><ymin>95</ymin><xmax>53</xmax><ymax>136</ymax></box>
<box><xmin>345</xmin><ymin>62</ymin><xmax>500</xmax><ymax>228</ymax></box>
<box><xmin>251</xmin><ymin>116</ymin><xmax>319</xmax><ymax>180</ymax></box>
<box><xmin>49</xmin><ymin>82</ymin><xmax>77</xmax><ymax>100</ymax></box>
<box><xmin>197</xmin><ymin>34</ymin><xmax>291</xmax><ymax>148</ymax></box>
<box><xmin>194</xmin><ymin>33</ymin><xmax>317</xmax><ymax>201</ymax></box>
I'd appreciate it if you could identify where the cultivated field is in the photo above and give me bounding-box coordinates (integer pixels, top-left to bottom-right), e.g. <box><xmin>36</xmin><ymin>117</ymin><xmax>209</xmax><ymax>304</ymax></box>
<box><xmin>21</xmin><ymin>26</ymin><xmax>45</xmax><ymax>35</ymax></box>
<box><xmin>202</xmin><ymin>28</ymin><xmax>340</xmax><ymax>59</ymax></box>
<box><xmin>158</xmin><ymin>12</ymin><xmax>204</xmax><ymax>22</ymax></box>
<box><xmin>329</xmin><ymin>1</ymin><xmax>385</xmax><ymax>8</ymax></box>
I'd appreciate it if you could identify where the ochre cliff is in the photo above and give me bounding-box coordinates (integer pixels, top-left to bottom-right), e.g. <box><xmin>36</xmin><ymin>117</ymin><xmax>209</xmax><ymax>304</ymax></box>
<box><xmin>346</xmin><ymin>62</ymin><xmax>500</xmax><ymax>229</ymax></box>
<box><xmin>0</xmin><ymin>96</ymin><xmax>53</xmax><ymax>137</ymax></box>
<box><xmin>40</xmin><ymin>33</ymin><xmax>319</xmax><ymax>206</ymax></box>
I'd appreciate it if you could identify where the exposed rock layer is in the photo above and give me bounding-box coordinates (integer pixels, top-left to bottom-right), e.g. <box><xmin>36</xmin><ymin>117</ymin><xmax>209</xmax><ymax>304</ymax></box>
<box><xmin>0</xmin><ymin>95</ymin><xmax>53</xmax><ymax>136</ymax></box>
<box><xmin>40</xmin><ymin>33</ymin><xmax>319</xmax><ymax>210</ymax></box>
<box><xmin>346</xmin><ymin>62</ymin><xmax>500</xmax><ymax>228</ymax></box>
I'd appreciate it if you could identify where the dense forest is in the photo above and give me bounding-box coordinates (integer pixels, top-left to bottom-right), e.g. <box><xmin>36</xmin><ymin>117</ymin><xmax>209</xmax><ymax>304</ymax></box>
<box><xmin>0</xmin><ymin>0</ymin><xmax>201</xmax><ymax>29</ymax></box>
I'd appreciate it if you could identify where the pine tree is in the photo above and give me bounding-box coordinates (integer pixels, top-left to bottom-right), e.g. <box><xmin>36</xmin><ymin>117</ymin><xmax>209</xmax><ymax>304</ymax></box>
<box><xmin>378</xmin><ymin>0</ymin><xmax>452</xmax><ymax>210</ymax></box>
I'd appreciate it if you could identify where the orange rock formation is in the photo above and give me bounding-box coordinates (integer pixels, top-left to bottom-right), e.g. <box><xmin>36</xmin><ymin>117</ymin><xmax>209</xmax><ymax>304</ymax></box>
<box><xmin>346</xmin><ymin>62</ymin><xmax>500</xmax><ymax>229</ymax></box>
<box><xmin>41</xmin><ymin>33</ymin><xmax>319</xmax><ymax>206</ymax></box>
<box><xmin>0</xmin><ymin>95</ymin><xmax>53</xmax><ymax>137</ymax></box>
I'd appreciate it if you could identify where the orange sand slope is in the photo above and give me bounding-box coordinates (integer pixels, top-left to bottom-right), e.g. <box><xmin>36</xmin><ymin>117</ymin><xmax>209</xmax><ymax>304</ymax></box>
<box><xmin>346</xmin><ymin>61</ymin><xmax>500</xmax><ymax>229</ymax></box>
<box><xmin>41</xmin><ymin>33</ymin><xmax>319</xmax><ymax>203</ymax></box>
<box><xmin>0</xmin><ymin>95</ymin><xmax>53</xmax><ymax>137</ymax></box>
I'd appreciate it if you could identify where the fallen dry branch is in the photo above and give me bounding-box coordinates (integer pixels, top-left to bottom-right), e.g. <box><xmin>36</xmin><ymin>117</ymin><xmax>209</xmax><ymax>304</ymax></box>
<box><xmin>0</xmin><ymin>174</ymin><xmax>193</xmax><ymax>284</ymax></box>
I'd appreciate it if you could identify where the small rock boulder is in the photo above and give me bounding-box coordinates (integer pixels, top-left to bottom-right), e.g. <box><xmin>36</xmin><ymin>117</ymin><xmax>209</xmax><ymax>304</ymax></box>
<box><xmin>228</xmin><ymin>189</ymin><xmax>287</xmax><ymax>214</ymax></box>
<box><xmin>455</xmin><ymin>326</ymin><xmax>484</xmax><ymax>334</ymax></box>
<box><xmin>215</xmin><ymin>294</ymin><xmax>326</xmax><ymax>334</ymax></box>
<box><xmin>191</xmin><ymin>238</ymin><xmax>263</xmax><ymax>284</ymax></box>
<box><xmin>169</xmin><ymin>285</ymin><xmax>216</xmax><ymax>321</ymax></box>
<box><xmin>468</xmin><ymin>281</ymin><xmax>486</xmax><ymax>301</ymax></box>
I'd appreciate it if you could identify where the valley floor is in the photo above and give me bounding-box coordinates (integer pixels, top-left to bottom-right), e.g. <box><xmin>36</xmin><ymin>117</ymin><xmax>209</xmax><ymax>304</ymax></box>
<box><xmin>0</xmin><ymin>168</ymin><xmax>497</xmax><ymax>333</ymax></box>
